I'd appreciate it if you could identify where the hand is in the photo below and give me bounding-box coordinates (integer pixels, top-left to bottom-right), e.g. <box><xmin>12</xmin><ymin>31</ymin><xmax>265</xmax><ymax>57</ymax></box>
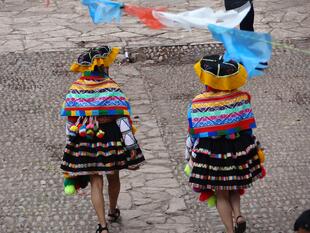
<box><xmin>130</xmin><ymin>149</ymin><xmax>137</xmax><ymax>160</ymax></box>
<box><xmin>189</xmin><ymin>158</ymin><xmax>194</xmax><ymax>167</ymax></box>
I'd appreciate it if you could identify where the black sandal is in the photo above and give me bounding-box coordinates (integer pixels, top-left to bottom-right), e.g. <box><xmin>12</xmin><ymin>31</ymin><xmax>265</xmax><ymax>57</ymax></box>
<box><xmin>96</xmin><ymin>224</ymin><xmax>109</xmax><ymax>233</ymax></box>
<box><xmin>234</xmin><ymin>216</ymin><xmax>246</xmax><ymax>233</ymax></box>
<box><xmin>108</xmin><ymin>208</ymin><xmax>121</xmax><ymax>222</ymax></box>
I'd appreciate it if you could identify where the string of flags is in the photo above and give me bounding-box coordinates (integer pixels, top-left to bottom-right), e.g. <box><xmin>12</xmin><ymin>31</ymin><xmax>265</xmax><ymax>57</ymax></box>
<box><xmin>208</xmin><ymin>24</ymin><xmax>272</xmax><ymax>78</ymax></box>
<box><xmin>81</xmin><ymin>0</ymin><xmax>252</xmax><ymax>30</ymax></box>
<box><xmin>40</xmin><ymin>0</ymin><xmax>278</xmax><ymax>78</ymax></box>
<box><xmin>80</xmin><ymin>0</ymin><xmax>272</xmax><ymax>78</ymax></box>
<box><xmin>53</xmin><ymin>0</ymin><xmax>310</xmax><ymax>77</ymax></box>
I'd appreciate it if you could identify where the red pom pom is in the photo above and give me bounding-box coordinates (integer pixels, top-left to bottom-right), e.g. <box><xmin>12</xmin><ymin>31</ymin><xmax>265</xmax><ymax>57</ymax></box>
<box><xmin>260</xmin><ymin>166</ymin><xmax>266</xmax><ymax>179</ymax></box>
<box><xmin>199</xmin><ymin>190</ymin><xmax>214</xmax><ymax>202</ymax></box>
<box><xmin>238</xmin><ymin>189</ymin><xmax>245</xmax><ymax>195</ymax></box>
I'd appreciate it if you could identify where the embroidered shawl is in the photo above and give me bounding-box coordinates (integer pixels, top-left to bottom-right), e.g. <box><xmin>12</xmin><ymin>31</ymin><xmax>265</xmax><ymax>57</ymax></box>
<box><xmin>60</xmin><ymin>72</ymin><xmax>131</xmax><ymax>117</ymax></box>
<box><xmin>188</xmin><ymin>90</ymin><xmax>256</xmax><ymax>138</ymax></box>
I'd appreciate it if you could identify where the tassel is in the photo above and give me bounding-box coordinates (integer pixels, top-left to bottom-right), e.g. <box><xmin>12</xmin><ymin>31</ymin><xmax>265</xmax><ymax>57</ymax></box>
<box><xmin>239</xmin><ymin>189</ymin><xmax>245</xmax><ymax>195</ymax></box>
<box><xmin>64</xmin><ymin>178</ymin><xmax>76</xmax><ymax>196</ymax></box>
<box><xmin>207</xmin><ymin>195</ymin><xmax>217</xmax><ymax>208</ymax></box>
<box><xmin>258</xmin><ymin>149</ymin><xmax>266</xmax><ymax>164</ymax></box>
<box><xmin>184</xmin><ymin>163</ymin><xmax>192</xmax><ymax>177</ymax></box>
<box><xmin>93</xmin><ymin>117</ymin><xmax>99</xmax><ymax>131</ymax></box>
<box><xmin>69</xmin><ymin>125</ymin><xmax>79</xmax><ymax>133</ymax></box>
<box><xmin>79</xmin><ymin>117</ymin><xmax>88</xmax><ymax>137</ymax></box>
<box><xmin>69</xmin><ymin>116</ymin><xmax>81</xmax><ymax>135</ymax></box>
<box><xmin>79</xmin><ymin>125</ymin><xmax>87</xmax><ymax>137</ymax></box>
<box><xmin>96</xmin><ymin>129</ymin><xmax>105</xmax><ymax>138</ymax></box>
<box><xmin>260</xmin><ymin>166</ymin><xmax>266</xmax><ymax>179</ymax></box>
<box><xmin>86</xmin><ymin>116</ymin><xmax>94</xmax><ymax>129</ymax></box>
<box><xmin>199</xmin><ymin>190</ymin><xmax>214</xmax><ymax>202</ymax></box>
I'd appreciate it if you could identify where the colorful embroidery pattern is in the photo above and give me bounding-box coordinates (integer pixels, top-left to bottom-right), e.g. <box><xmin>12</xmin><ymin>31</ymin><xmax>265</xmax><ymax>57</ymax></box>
<box><xmin>188</xmin><ymin>90</ymin><xmax>256</xmax><ymax>137</ymax></box>
<box><xmin>61</xmin><ymin>73</ymin><xmax>131</xmax><ymax>117</ymax></box>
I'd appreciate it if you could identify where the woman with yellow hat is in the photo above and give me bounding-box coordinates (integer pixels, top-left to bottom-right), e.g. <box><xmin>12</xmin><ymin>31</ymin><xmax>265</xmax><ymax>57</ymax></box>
<box><xmin>185</xmin><ymin>55</ymin><xmax>266</xmax><ymax>233</ymax></box>
<box><xmin>60</xmin><ymin>45</ymin><xmax>145</xmax><ymax>233</ymax></box>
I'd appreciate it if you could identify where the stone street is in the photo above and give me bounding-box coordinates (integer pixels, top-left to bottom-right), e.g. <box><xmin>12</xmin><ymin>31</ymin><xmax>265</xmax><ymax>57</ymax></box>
<box><xmin>0</xmin><ymin>0</ymin><xmax>310</xmax><ymax>233</ymax></box>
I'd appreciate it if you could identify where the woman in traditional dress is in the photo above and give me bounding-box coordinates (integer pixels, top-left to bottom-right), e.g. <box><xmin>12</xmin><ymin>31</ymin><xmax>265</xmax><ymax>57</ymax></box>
<box><xmin>185</xmin><ymin>55</ymin><xmax>266</xmax><ymax>233</ymax></box>
<box><xmin>60</xmin><ymin>45</ymin><xmax>145</xmax><ymax>233</ymax></box>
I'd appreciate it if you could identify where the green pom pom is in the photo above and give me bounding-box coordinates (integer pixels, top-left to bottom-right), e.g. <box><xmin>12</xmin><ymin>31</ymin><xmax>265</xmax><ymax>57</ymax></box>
<box><xmin>64</xmin><ymin>178</ymin><xmax>75</xmax><ymax>187</ymax></box>
<box><xmin>184</xmin><ymin>164</ymin><xmax>192</xmax><ymax>177</ymax></box>
<box><xmin>207</xmin><ymin>195</ymin><xmax>217</xmax><ymax>208</ymax></box>
<box><xmin>64</xmin><ymin>185</ymin><xmax>76</xmax><ymax>195</ymax></box>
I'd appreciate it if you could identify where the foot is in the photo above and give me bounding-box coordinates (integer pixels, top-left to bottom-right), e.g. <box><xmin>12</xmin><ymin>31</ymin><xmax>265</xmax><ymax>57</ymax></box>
<box><xmin>108</xmin><ymin>208</ymin><xmax>121</xmax><ymax>222</ymax></box>
<box><xmin>96</xmin><ymin>224</ymin><xmax>109</xmax><ymax>233</ymax></box>
<box><xmin>128</xmin><ymin>165</ymin><xmax>140</xmax><ymax>170</ymax></box>
<box><xmin>234</xmin><ymin>216</ymin><xmax>246</xmax><ymax>233</ymax></box>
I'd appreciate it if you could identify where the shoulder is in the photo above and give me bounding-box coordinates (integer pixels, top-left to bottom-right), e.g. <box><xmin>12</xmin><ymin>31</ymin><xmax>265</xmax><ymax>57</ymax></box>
<box><xmin>234</xmin><ymin>90</ymin><xmax>252</xmax><ymax>102</ymax></box>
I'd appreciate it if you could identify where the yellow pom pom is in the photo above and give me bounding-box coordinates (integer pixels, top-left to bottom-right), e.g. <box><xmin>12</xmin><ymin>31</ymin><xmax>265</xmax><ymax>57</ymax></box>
<box><xmin>70</xmin><ymin>125</ymin><xmax>79</xmax><ymax>133</ymax></box>
<box><xmin>258</xmin><ymin>149</ymin><xmax>265</xmax><ymax>164</ymax></box>
<box><xmin>64</xmin><ymin>185</ymin><xmax>76</xmax><ymax>195</ymax></box>
<box><xmin>86</xmin><ymin>129</ymin><xmax>94</xmax><ymax>136</ymax></box>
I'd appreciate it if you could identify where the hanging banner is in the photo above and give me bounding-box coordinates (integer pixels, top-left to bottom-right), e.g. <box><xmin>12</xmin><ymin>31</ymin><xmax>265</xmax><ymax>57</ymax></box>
<box><xmin>208</xmin><ymin>24</ymin><xmax>272</xmax><ymax>78</ymax></box>
<box><xmin>152</xmin><ymin>1</ymin><xmax>251</xmax><ymax>30</ymax></box>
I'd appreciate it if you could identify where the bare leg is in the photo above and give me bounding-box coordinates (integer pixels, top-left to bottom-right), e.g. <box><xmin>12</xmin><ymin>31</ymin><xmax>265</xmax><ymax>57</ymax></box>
<box><xmin>229</xmin><ymin>191</ymin><xmax>242</xmax><ymax>221</ymax></box>
<box><xmin>216</xmin><ymin>190</ymin><xmax>234</xmax><ymax>233</ymax></box>
<box><xmin>229</xmin><ymin>191</ymin><xmax>246</xmax><ymax>233</ymax></box>
<box><xmin>90</xmin><ymin>175</ymin><xmax>108</xmax><ymax>232</ymax></box>
<box><xmin>107</xmin><ymin>171</ymin><xmax>121</xmax><ymax>213</ymax></box>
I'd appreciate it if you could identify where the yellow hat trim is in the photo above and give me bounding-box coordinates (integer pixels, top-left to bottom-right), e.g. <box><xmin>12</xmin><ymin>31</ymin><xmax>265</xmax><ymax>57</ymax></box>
<box><xmin>70</xmin><ymin>47</ymin><xmax>120</xmax><ymax>73</ymax></box>
<box><xmin>194</xmin><ymin>60</ymin><xmax>248</xmax><ymax>91</ymax></box>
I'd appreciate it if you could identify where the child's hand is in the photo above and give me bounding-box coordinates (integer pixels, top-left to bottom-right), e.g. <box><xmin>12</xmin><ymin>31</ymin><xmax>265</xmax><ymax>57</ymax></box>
<box><xmin>189</xmin><ymin>157</ymin><xmax>194</xmax><ymax>167</ymax></box>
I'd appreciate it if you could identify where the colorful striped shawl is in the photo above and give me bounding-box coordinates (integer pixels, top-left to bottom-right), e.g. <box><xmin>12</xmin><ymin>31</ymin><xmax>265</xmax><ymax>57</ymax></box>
<box><xmin>188</xmin><ymin>90</ymin><xmax>256</xmax><ymax>137</ymax></box>
<box><xmin>60</xmin><ymin>74</ymin><xmax>132</xmax><ymax>117</ymax></box>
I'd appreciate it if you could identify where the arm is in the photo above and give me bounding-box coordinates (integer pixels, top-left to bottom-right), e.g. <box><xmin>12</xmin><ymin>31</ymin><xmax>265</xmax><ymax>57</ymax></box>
<box><xmin>185</xmin><ymin>134</ymin><xmax>198</xmax><ymax>161</ymax></box>
<box><xmin>116</xmin><ymin>117</ymin><xmax>139</xmax><ymax>151</ymax></box>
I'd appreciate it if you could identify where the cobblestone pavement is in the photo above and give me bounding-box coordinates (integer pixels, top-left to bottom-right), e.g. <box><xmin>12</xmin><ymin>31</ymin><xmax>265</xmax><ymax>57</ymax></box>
<box><xmin>0</xmin><ymin>52</ymin><xmax>196</xmax><ymax>233</ymax></box>
<box><xmin>1</xmin><ymin>43</ymin><xmax>309</xmax><ymax>233</ymax></box>
<box><xmin>0</xmin><ymin>0</ymin><xmax>309</xmax><ymax>53</ymax></box>
<box><xmin>0</xmin><ymin>0</ymin><xmax>310</xmax><ymax>233</ymax></box>
<box><xmin>138</xmin><ymin>41</ymin><xmax>310</xmax><ymax>233</ymax></box>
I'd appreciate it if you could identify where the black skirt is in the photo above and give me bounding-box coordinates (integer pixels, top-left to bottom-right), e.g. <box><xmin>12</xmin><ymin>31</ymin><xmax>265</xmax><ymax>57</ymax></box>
<box><xmin>189</xmin><ymin>131</ymin><xmax>263</xmax><ymax>191</ymax></box>
<box><xmin>61</xmin><ymin>121</ymin><xmax>145</xmax><ymax>176</ymax></box>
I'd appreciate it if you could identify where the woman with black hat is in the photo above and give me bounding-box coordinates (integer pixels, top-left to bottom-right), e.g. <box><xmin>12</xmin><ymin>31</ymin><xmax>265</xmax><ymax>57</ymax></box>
<box><xmin>60</xmin><ymin>45</ymin><xmax>145</xmax><ymax>233</ymax></box>
<box><xmin>186</xmin><ymin>55</ymin><xmax>266</xmax><ymax>233</ymax></box>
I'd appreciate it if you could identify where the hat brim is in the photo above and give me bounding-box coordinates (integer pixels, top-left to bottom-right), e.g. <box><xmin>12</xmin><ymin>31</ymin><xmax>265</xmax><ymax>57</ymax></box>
<box><xmin>194</xmin><ymin>59</ymin><xmax>248</xmax><ymax>91</ymax></box>
<box><xmin>70</xmin><ymin>47</ymin><xmax>120</xmax><ymax>73</ymax></box>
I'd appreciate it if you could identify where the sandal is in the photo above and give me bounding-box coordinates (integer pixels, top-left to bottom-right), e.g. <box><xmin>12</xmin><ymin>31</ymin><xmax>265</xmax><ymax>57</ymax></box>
<box><xmin>128</xmin><ymin>165</ymin><xmax>140</xmax><ymax>170</ymax></box>
<box><xmin>234</xmin><ymin>216</ymin><xmax>246</xmax><ymax>233</ymax></box>
<box><xmin>108</xmin><ymin>208</ymin><xmax>121</xmax><ymax>222</ymax></box>
<box><xmin>96</xmin><ymin>224</ymin><xmax>109</xmax><ymax>233</ymax></box>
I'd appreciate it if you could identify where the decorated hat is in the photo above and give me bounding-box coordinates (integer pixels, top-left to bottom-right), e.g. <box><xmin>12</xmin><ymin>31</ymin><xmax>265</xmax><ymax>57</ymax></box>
<box><xmin>194</xmin><ymin>54</ymin><xmax>247</xmax><ymax>91</ymax></box>
<box><xmin>70</xmin><ymin>45</ymin><xmax>120</xmax><ymax>72</ymax></box>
